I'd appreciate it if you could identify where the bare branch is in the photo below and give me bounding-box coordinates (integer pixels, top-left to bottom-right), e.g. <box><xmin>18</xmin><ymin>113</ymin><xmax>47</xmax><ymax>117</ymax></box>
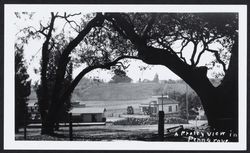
<box><xmin>190</xmin><ymin>42</ymin><xmax>198</xmax><ymax>66</ymax></box>
<box><xmin>116</xmin><ymin>62</ymin><xmax>130</xmax><ymax>69</ymax></box>
<box><xmin>175</xmin><ymin>39</ymin><xmax>189</xmax><ymax>64</ymax></box>
<box><xmin>195</xmin><ymin>40</ymin><xmax>206</xmax><ymax>66</ymax></box>
<box><xmin>95</xmin><ymin>55</ymin><xmax>140</xmax><ymax>70</ymax></box>
<box><xmin>56</xmin><ymin>12</ymin><xmax>82</xmax><ymax>32</ymax></box>
<box><xmin>38</xmin><ymin>22</ymin><xmax>51</xmax><ymax>37</ymax></box>
<box><xmin>206</xmin><ymin>48</ymin><xmax>227</xmax><ymax>72</ymax></box>
<box><xmin>194</xmin><ymin>35</ymin><xmax>225</xmax><ymax>66</ymax></box>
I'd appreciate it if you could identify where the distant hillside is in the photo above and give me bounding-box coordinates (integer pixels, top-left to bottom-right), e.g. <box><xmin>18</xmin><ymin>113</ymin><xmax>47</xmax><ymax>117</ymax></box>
<box><xmin>72</xmin><ymin>81</ymin><xmax>195</xmax><ymax>101</ymax></box>
<box><xmin>29</xmin><ymin>77</ymin><xmax>201</xmax><ymax>101</ymax></box>
<box><xmin>29</xmin><ymin>82</ymin><xmax>196</xmax><ymax>101</ymax></box>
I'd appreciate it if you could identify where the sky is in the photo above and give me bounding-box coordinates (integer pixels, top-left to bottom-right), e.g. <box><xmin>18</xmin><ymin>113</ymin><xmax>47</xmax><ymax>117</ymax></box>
<box><xmin>13</xmin><ymin>12</ymin><xmax>224</xmax><ymax>84</ymax></box>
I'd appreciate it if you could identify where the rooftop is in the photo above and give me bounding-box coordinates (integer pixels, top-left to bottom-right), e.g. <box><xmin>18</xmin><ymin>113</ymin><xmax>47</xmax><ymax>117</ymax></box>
<box><xmin>69</xmin><ymin>107</ymin><xmax>106</xmax><ymax>115</ymax></box>
<box><xmin>146</xmin><ymin>96</ymin><xmax>179</xmax><ymax>105</ymax></box>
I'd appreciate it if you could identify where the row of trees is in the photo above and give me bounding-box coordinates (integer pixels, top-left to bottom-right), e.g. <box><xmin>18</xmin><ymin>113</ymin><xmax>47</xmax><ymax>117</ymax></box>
<box><xmin>16</xmin><ymin>12</ymin><xmax>238</xmax><ymax>134</ymax></box>
<box><xmin>15</xmin><ymin>44</ymin><xmax>31</xmax><ymax>132</ymax></box>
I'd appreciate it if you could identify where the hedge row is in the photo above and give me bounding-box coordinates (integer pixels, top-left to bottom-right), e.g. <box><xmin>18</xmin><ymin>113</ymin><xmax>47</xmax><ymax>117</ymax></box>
<box><xmin>113</xmin><ymin>117</ymin><xmax>188</xmax><ymax>125</ymax></box>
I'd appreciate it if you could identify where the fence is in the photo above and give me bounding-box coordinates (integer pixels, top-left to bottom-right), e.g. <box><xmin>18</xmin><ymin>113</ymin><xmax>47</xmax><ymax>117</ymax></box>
<box><xmin>23</xmin><ymin>113</ymin><xmax>74</xmax><ymax>141</ymax></box>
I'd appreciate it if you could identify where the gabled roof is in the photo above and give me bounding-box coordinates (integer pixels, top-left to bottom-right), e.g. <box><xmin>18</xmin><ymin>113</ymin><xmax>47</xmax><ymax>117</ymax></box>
<box><xmin>69</xmin><ymin>107</ymin><xmax>106</xmax><ymax>115</ymax></box>
<box><xmin>150</xmin><ymin>96</ymin><xmax>179</xmax><ymax>104</ymax></box>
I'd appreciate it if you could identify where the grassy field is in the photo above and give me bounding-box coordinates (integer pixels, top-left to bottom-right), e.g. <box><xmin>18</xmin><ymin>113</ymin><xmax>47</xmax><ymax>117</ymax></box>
<box><xmin>72</xmin><ymin>82</ymin><xmax>194</xmax><ymax>101</ymax></box>
<box><xmin>29</xmin><ymin>78</ymin><xmax>220</xmax><ymax>101</ymax></box>
<box><xmin>79</xmin><ymin>99</ymin><xmax>147</xmax><ymax>116</ymax></box>
<box><xmin>73</xmin><ymin>82</ymin><xmax>162</xmax><ymax>101</ymax></box>
<box><xmin>30</xmin><ymin>81</ymin><xmax>196</xmax><ymax>101</ymax></box>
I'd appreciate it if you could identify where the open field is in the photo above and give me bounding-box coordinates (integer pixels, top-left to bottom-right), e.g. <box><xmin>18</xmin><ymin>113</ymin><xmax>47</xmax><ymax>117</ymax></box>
<box><xmin>72</xmin><ymin>82</ymin><xmax>195</xmax><ymax>101</ymax></box>
<box><xmin>80</xmin><ymin>99</ymin><xmax>148</xmax><ymax>116</ymax></box>
<box><xmin>28</xmin><ymin>82</ymin><xmax>198</xmax><ymax>117</ymax></box>
<box><xmin>29</xmin><ymin>82</ymin><xmax>196</xmax><ymax>101</ymax></box>
<box><xmin>28</xmin><ymin>82</ymin><xmax>201</xmax><ymax>118</ymax></box>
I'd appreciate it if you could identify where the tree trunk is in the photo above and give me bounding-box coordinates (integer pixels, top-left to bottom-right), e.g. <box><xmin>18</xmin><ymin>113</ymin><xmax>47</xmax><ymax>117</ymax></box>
<box><xmin>135</xmin><ymin>41</ymin><xmax>238</xmax><ymax>134</ymax></box>
<box><xmin>39</xmin><ymin>13</ymin><xmax>56</xmax><ymax>134</ymax></box>
<box><xmin>200</xmin><ymin>89</ymin><xmax>238</xmax><ymax>133</ymax></box>
<box><xmin>40</xmin><ymin>110</ymin><xmax>48</xmax><ymax>134</ymax></box>
<box><xmin>203</xmin><ymin>39</ymin><xmax>238</xmax><ymax>133</ymax></box>
<box><xmin>105</xmin><ymin>13</ymin><xmax>239</xmax><ymax>135</ymax></box>
<box><xmin>41</xmin><ymin>14</ymin><xmax>105</xmax><ymax>135</ymax></box>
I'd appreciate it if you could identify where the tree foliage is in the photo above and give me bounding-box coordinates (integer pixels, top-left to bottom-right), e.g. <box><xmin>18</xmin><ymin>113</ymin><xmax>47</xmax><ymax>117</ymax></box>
<box><xmin>15</xmin><ymin>12</ymin><xmax>140</xmax><ymax>134</ymax></box>
<box><xmin>127</xmin><ymin>106</ymin><xmax>134</xmax><ymax>115</ymax></box>
<box><xmin>103</xmin><ymin>13</ymin><xmax>238</xmax><ymax>132</ymax></box>
<box><xmin>152</xmin><ymin>73</ymin><xmax>159</xmax><ymax>83</ymax></box>
<box><xmin>15</xmin><ymin>44</ymin><xmax>31</xmax><ymax>133</ymax></box>
<box><xmin>109</xmin><ymin>68</ymin><xmax>132</xmax><ymax>83</ymax></box>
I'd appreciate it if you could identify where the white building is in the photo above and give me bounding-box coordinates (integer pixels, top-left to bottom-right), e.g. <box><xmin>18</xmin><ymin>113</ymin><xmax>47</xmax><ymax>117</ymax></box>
<box><xmin>139</xmin><ymin>95</ymin><xmax>179</xmax><ymax>116</ymax></box>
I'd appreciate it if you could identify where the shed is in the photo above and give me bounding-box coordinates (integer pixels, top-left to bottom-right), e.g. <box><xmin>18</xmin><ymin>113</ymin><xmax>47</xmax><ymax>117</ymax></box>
<box><xmin>69</xmin><ymin>107</ymin><xmax>106</xmax><ymax>123</ymax></box>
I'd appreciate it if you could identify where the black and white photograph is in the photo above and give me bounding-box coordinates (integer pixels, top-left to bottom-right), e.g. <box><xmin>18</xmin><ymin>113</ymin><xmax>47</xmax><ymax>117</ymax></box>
<box><xmin>3</xmin><ymin>4</ymin><xmax>247</xmax><ymax>150</ymax></box>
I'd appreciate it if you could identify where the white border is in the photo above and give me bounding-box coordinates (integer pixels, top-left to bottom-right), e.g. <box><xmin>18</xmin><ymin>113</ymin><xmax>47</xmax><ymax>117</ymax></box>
<box><xmin>4</xmin><ymin>4</ymin><xmax>247</xmax><ymax>150</ymax></box>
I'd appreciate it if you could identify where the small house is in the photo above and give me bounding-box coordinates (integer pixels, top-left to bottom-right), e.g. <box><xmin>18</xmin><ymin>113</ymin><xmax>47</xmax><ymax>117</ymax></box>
<box><xmin>139</xmin><ymin>95</ymin><xmax>179</xmax><ymax>116</ymax></box>
<box><xmin>139</xmin><ymin>101</ymin><xmax>158</xmax><ymax>115</ymax></box>
<box><xmin>69</xmin><ymin>107</ymin><xmax>106</xmax><ymax>123</ymax></box>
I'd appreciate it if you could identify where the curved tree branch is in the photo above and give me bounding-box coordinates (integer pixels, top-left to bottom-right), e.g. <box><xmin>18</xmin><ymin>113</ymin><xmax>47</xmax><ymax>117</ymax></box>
<box><xmin>47</xmin><ymin>13</ymin><xmax>106</xmax><ymax>128</ymax></box>
<box><xmin>176</xmin><ymin>39</ymin><xmax>189</xmax><ymax>64</ymax></box>
<box><xmin>56</xmin><ymin>12</ymin><xmax>82</xmax><ymax>32</ymax></box>
<box><xmin>104</xmin><ymin>13</ymin><xmax>216</xmax><ymax>103</ymax></box>
<box><xmin>195</xmin><ymin>40</ymin><xmax>207</xmax><ymax>66</ymax></box>
<box><xmin>190</xmin><ymin>42</ymin><xmax>198</xmax><ymax>66</ymax></box>
<box><xmin>57</xmin><ymin>55</ymin><xmax>140</xmax><ymax>112</ymax></box>
<box><xmin>206</xmin><ymin>48</ymin><xmax>227</xmax><ymax>72</ymax></box>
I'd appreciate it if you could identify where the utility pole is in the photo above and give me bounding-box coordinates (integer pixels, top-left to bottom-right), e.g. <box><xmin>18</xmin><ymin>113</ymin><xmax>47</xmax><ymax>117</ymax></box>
<box><xmin>186</xmin><ymin>83</ymin><xmax>189</xmax><ymax>123</ymax></box>
<box><xmin>158</xmin><ymin>94</ymin><xmax>164</xmax><ymax>141</ymax></box>
<box><xmin>69</xmin><ymin>113</ymin><xmax>73</xmax><ymax>141</ymax></box>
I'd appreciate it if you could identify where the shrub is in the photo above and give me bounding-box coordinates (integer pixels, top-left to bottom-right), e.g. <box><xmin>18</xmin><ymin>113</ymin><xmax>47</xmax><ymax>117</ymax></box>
<box><xmin>113</xmin><ymin>117</ymin><xmax>188</xmax><ymax>125</ymax></box>
<box><xmin>113</xmin><ymin>117</ymin><xmax>158</xmax><ymax>125</ymax></box>
<box><xmin>165</xmin><ymin>117</ymin><xmax>188</xmax><ymax>124</ymax></box>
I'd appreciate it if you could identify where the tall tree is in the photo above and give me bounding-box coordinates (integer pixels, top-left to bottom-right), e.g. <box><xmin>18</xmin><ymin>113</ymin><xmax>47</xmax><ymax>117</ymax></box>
<box><xmin>103</xmin><ymin>13</ymin><xmax>238</xmax><ymax>133</ymax></box>
<box><xmin>16</xmin><ymin>13</ymin><xmax>139</xmax><ymax>134</ymax></box>
<box><xmin>15</xmin><ymin>44</ymin><xmax>31</xmax><ymax>133</ymax></box>
<box><xmin>45</xmin><ymin>13</ymin><xmax>139</xmax><ymax>134</ymax></box>
<box><xmin>153</xmin><ymin>73</ymin><xmax>159</xmax><ymax>83</ymax></box>
<box><xmin>109</xmin><ymin>68</ymin><xmax>132</xmax><ymax>83</ymax></box>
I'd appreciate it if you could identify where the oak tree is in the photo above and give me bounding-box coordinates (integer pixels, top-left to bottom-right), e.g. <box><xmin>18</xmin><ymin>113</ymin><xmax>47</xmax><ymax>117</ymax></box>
<box><xmin>103</xmin><ymin>13</ymin><xmax>238</xmax><ymax>133</ymax></box>
<box><xmin>15</xmin><ymin>44</ymin><xmax>31</xmax><ymax>133</ymax></box>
